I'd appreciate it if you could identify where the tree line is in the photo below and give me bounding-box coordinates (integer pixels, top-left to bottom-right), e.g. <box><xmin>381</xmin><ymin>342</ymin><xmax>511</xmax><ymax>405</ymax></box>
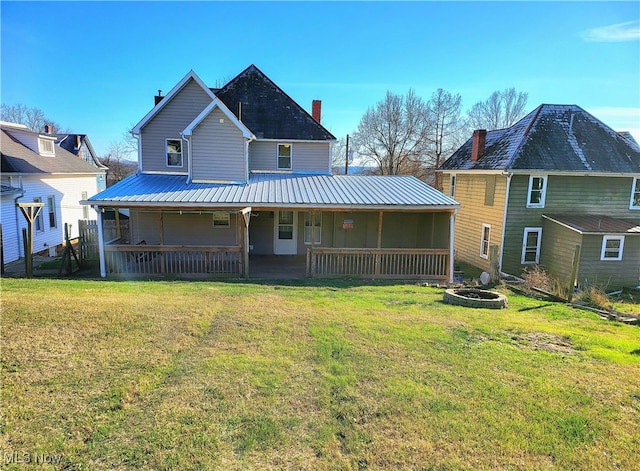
<box><xmin>334</xmin><ymin>87</ymin><xmax>528</xmax><ymax>185</ymax></box>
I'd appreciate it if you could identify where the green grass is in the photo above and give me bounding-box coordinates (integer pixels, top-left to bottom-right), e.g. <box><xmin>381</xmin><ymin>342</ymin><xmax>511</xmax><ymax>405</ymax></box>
<box><xmin>1</xmin><ymin>278</ymin><xmax>639</xmax><ymax>470</ymax></box>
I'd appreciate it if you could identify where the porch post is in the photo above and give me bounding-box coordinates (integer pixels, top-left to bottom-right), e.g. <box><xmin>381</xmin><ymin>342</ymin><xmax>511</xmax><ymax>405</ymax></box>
<box><xmin>115</xmin><ymin>209</ymin><xmax>121</xmax><ymax>239</ymax></box>
<box><xmin>375</xmin><ymin>211</ymin><xmax>383</xmax><ymax>277</ymax></box>
<box><xmin>95</xmin><ymin>206</ymin><xmax>106</xmax><ymax>278</ymax></box>
<box><xmin>448</xmin><ymin>210</ymin><xmax>456</xmax><ymax>283</ymax></box>
<box><xmin>241</xmin><ymin>208</ymin><xmax>252</xmax><ymax>279</ymax></box>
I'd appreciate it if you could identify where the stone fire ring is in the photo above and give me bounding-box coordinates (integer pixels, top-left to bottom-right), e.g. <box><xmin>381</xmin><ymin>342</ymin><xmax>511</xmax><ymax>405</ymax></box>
<box><xmin>443</xmin><ymin>288</ymin><xmax>508</xmax><ymax>309</ymax></box>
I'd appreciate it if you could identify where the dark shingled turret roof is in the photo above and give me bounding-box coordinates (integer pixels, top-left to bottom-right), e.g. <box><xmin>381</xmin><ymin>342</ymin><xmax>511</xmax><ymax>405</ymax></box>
<box><xmin>440</xmin><ymin>104</ymin><xmax>640</xmax><ymax>173</ymax></box>
<box><xmin>214</xmin><ymin>64</ymin><xmax>336</xmax><ymax>141</ymax></box>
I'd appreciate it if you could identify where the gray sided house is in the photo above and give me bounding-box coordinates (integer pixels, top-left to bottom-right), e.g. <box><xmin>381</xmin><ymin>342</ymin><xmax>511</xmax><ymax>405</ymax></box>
<box><xmin>86</xmin><ymin>65</ymin><xmax>459</xmax><ymax>280</ymax></box>
<box><xmin>439</xmin><ymin>104</ymin><xmax>640</xmax><ymax>290</ymax></box>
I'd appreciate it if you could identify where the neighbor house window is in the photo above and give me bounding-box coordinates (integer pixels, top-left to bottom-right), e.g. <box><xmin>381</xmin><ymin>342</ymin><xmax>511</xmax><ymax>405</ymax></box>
<box><xmin>277</xmin><ymin>144</ymin><xmax>292</xmax><ymax>170</ymax></box>
<box><xmin>521</xmin><ymin>227</ymin><xmax>542</xmax><ymax>264</ymax></box>
<box><xmin>600</xmin><ymin>236</ymin><xmax>624</xmax><ymax>261</ymax></box>
<box><xmin>166</xmin><ymin>139</ymin><xmax>183</xmax><ymax>167</ymax></box>
<box><xmin>527</xmin><ymin>175</ymin><xmax>547</xmax><ymax>208</ymax></box>
<box><xmin>304</xmin><ymin>211</ymin><xmax>322</xmax><ymax>244</ymax></box>
<box><xmin>480</xmin><ymin>224</ymin><xmax>491</xmax><ymax>259</ymax></box>
<box><xmin>631</xmin><ymin>177</ymin><xmax>640</xmax><ymax>209</ymax></box>
<box><xmin>47</xmin><ymin>196</ymin><xmax>57</xmax><ymax>229</ymax></box>
<box><xmin>38</xmin><ymin>138</ymin><xmax>55</xmax><ymax>156</ymax></box>
<box><xmin>449</xmin><ymin>175</ymin><xmax>456</xmax><ymax>197</ymax></box>
<box><xmin>81</xmin><ymin>191</ymin><xmax>89</xmax><ymax>219</ymax></box>
<box><xmin>212</xmin><ymin>213</ymin><xmax>230</xmax><ymax>228</ymax></box>
<box><xmin>34</xmin><ymin>197</ymin><xmax>44</xmax><ymax>232</ymax></box>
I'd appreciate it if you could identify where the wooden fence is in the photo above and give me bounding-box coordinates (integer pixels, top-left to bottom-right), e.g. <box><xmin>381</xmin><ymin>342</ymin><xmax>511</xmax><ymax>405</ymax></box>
<box><xmin>78</xmin><ymin>219</ymin><xmax>99</xmax><ymax>263</ymax></box>
<box><xmin>104</xmin><ymin>244</ymin><xmax>243</xmax><ymax>276</ymax></box>
<box><xmin>307</xmin><ymin>247</ymin><xmax>449</xmax><ymax>280</ymax></box>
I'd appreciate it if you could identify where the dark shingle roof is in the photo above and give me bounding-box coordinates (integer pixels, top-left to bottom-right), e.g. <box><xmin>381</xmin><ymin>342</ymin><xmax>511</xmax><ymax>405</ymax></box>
<box><xmin>543</xmin><ymin>214</ymin><xmax>640</xmax><ymax>234</ymax></box>
<box><xmin>440</xmin><ymin>104</ymin><xmax>640</xmax><ymax>173</ymax></box>
<box><xmin>55</xmin><ymin>133</ymin><xmax>106</xmax><ymax>168</ymax></box>
<box><xmin>214</xmin><ymin>65</ymin><xmax>336</xmax><ymax>141</ymax></box>
<box><xmin>1</xmin><ymin>128</ymin><xmax>100</xmax><ymax>175</ymax></box>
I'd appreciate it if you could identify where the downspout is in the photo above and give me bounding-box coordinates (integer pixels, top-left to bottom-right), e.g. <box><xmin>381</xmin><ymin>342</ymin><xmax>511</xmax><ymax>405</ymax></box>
<box><xmin>498</xmin><ymin>172</ymin><xmax>512</xmax><ymax>275</ymax></box>
<box><xmin>449</xmin><ymin>208</ymin><xmax>457</xmax><ymax>283</ymax></box>
<box><xmin>182</xmin><ymin>134</ymin><xmax>192</xmax><ymax>184</ymax></box>
<box><xmin>132</xmin><ymin>132</ymin><xmax>141</xmax><ymax>174</ymax></box>
<box><xmin>94</xmin><ymin>205</ymin><xmax>106</xmax><ymax>278</ymax></box>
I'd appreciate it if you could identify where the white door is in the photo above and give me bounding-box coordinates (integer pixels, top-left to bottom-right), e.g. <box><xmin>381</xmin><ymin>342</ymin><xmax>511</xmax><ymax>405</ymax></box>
<box><xmin>273</xmin><ymin>211</ymin><xmax>297</xmax><ymax>255</ymax></box>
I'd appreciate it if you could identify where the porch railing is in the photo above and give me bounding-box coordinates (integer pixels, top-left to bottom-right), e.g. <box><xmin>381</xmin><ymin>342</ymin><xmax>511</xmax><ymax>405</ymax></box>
<box><xmin>307</xmin><ymin>247</ymin><xmax>449</xmax><ymax>280</ymax></box>
<box><xmin>104</xmin><ymin>243</ymin><xmax>242</xmax><ymax>276</ymax></box>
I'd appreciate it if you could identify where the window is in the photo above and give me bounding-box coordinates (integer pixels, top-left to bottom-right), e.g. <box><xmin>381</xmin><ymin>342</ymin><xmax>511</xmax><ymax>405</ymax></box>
<box><xmin>480</xmin><ymin>224</ymin><xmax>491</xmax><ymax>259</ymax></box>
<box><xmin>82</xmin><ymin>191</ymin><xmax>89</xmax><ymax>219</ymax></box>
<box><xmin>277</xmin><ymin>144</ymin><xmax>292</xmax><ymax>170</ymax></box>
<box><xmin>278</xmin><ymin>211</ymin><xmax>294</xmax><ymax>239</ymax></box>
<box><xmin>47</xmin><ymin>196</ymin><xmax>57</xmax><ymax>229</ymax></box>
<box><xmin>601</xmin><ymin>236</ymin><xmax>624</xmax><ymax>261</ymax></box>
<box><xmin>527</xmin><ymin>175</ymin><xmax>547</xmax><ymax>208</ymax></box>
<box><xmin>449</xmin><ymin>175</ymin><xmax>456</xmax><ymax>197</ymax></box>
<box><xmin>166</xmin><ymin>139</ymin><xmax>183</xmax><ymax>167</ymax></box>
<box><xmin>212</xmin><ymin>213</ymin><xmax>230</xmax><ymax>228</ymax></box>
<box><xmin>631</xmin><ymin>177</ymin><xmax>640</xmax><ymax>210</ymax></box>
<box><xmin>38</xmin><ymin>138</ymin><xmax>55</xmax><ymax>156</ymax></box>
<box><xmin>521</xmin><ymin>228</ymin><xmax>542</xmax><ymax>264</ymax></box>
<box><xmin>304</xmin><ymin>211</ymin><xmax>322</xmax><ymax>244</ymax></box>
<box><xmin>34</xmin><ymin>197</ymin><xmax>44</xmax><ymax>232</ymax></box>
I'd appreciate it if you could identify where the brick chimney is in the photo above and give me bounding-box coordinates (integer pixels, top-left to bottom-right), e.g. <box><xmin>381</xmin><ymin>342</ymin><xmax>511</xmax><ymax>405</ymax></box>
<box><xmin>44</xmin><ymin>124</ymin><xmax>52</xmax><ymax>134</ymax></box>
<box><xmin>471</xmin><ymin>129</ymin><xmax>486</xmax><ymax>162</ymax></box>
<box><xmin>75</xmin><ymin>135</ymin><xmax>82</xmax><ymax>149</ymax></box>
<box><xmin>154</xmin><ymin>89</ymin><xmax>163</xmax><ymax>106</ymax></box>
<box><xmin>312</xmin><ymin>100</ymin><xmax>321</xmax><ymax>123</ymax></box>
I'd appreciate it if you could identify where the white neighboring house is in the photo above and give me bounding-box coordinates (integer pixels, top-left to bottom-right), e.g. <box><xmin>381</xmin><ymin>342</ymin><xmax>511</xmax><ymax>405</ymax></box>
<box><xmin>1</xmin><ymin>121</ymin><xmax>104</xmax><ymax>264</ymax></box>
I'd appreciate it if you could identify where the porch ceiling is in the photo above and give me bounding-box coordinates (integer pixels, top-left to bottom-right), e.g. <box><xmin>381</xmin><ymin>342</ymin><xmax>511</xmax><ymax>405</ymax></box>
<box><xmin>86</xmin><ymin>173</ymin><xmax>459</xmax><ymax>211</ymax></box>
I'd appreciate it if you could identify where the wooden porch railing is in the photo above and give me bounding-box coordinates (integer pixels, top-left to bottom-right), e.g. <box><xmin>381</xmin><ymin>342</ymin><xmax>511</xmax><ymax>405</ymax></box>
<box><xmin>104</xmin><ymin>244</ymin><xmax>242</xmax><ymax>276</ymax></box>
<box><xmin>307</xmin><ymin>248</ymin><xmax>449</xmax><ymax>280</ymax></box>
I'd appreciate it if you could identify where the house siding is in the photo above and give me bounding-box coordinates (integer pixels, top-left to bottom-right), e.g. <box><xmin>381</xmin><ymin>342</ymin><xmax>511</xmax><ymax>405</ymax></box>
<box><xmin>1</xmin><ymin>196</ymin><xmax>21</xmax><ymax>263</ymax></box>
<box><xmin>191</xmin><ymin>108</ymin><xmax>247</xmax><ymax>182</ymax></box>
<box><xmin>140</xmin><ymin>78</ymin><xmax>212</xmax><ymax>174</ymax></box>
<box><xmin>130</xmin><ymin>211</ymin><xmax>238</xmax><ymax>246</ymax></box>
<box><xmin>578</xmin><ymin>234</ymin><xmax>640</xmax><ymax>289</ymax></box>
<box><xmin>249</xmin><ymin>141</ymin><xmax>330</xmax><ymax>174</ymax></box>
<box><xmin>503</xmin><ymin>174</ymin><xmax>639</xmax><ymax>276</ymax></box>
<box><xmin>539</xmin><ymin>220</ymin><xmax>582</xmax><ymax>287</ymax></box>
<box><xmin>442</xmin><ymin>173</ymin><xmax>507</xmax><ymax>272</ymax></box>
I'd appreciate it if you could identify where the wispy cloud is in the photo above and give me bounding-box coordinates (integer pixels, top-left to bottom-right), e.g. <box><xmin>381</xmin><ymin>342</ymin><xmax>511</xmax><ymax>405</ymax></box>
<box><xmin>581</xmin><ymin>20</ymin><xmax>640</xmax><ymax>42</ymax></box>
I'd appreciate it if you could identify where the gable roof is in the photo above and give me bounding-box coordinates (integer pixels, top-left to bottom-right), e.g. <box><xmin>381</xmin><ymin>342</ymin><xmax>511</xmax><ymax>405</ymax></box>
<box><xmin>440</xmin><ymin>104</ymin><xmax>640</xmax><ymax>173</ymax></box>
<box><xmin>1</xmin><ymin>128</ymin><xmax>100</xmax><ymax>175</ymax></box>
<box><xmin>182</xmin><ymin>97</ymin><xmax>254</xmax><ymax>139</ymax></box>
<box><xmin>132</xmin><ymin>70</ymin><xmax>216</xmax><ymax>134</ymax></box>
<box><xmin>56</xmin><ymin>133</ymin><xmax>107</xmax><ymax>169</ymax></box>
<box><xmin>87</xmin><ymin>172</ymin><xmax>457</xmax><ymax>210</ymax></box>
<box><xmin>214</xmin><ymin>65</ymin><xmax>336</xmax><ymax>141</ymax></box>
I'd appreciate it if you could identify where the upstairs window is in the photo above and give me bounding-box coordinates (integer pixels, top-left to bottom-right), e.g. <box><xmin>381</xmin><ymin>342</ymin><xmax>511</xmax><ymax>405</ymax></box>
<box><xmin>449</xmin><ymin>175</ymin><xmax>456</xmax><ymax>197</ymax></box>
<box><xmin>166</xmin><ymin>139</ymin><xmax>183</xmax><ymax>167</ymax></box>
<box><xmin>480</xmin><ymin>224</ymin><xmax>491</xmax><ymax>259</ymax></box>
<box><xmin>277</xmin><ymin>144</ymin><xmax>292</xmax><ymax>170</ymax></box>
<box><xmin>601</xmin><ymin>236</ymin><xmax>624</xmax><ymax>261</ymax></box>
<box><xmin>38</xmin><ymin>138</ymin><xmax>55</xmax><ymax>156</ymax></box>
<box><xmin>527</xmin><ymin>175</ymin><xmax>547</xmax><ymax>208</ymax></box>
<box><xmin>631</xmin><ymin>177</ymin><xmax>640</xmax><ymax>209</ymax></box>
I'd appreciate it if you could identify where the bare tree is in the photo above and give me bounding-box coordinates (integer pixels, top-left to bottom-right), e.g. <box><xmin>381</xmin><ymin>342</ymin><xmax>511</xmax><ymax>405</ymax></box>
<box><xmin>425</xmin><ymin>88</ymin><xmax>466</xmax><ymax>169</ymax></box>
<box><xmin>352</xmin><ymin>89</ymin><xmax>431</xmax><ymax>176</ymax></box>
<box><xmin>0</xmin><ymin>103</ymin><xmax>67</xmax><ymax>133</ymax></box>
<box><xmin>466</xmin><ymin>88</ymin><xmax>528</xmax><ymax>131</ymax></box>
<box><xmin>100</xmin><ymin>140</ymin><xmax>137</xmax><ymax>186</ymax></box>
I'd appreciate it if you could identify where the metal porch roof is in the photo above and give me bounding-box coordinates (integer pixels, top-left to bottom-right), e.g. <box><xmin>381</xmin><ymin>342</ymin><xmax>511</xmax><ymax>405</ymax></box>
<box><xmin>542</xmin><ymin>214</ymin><xmax>640</xmax><ymax>234</ymax></box>
<box><xmin>87</xmin><ymin>172</ymin><xmax>459</xmax><ymax>210</ymax></box>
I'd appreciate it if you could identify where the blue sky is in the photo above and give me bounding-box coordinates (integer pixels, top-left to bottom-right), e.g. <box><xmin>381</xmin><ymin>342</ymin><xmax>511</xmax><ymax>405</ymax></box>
<box><xmin>2</xmin><ymin>1</ymin><xmax>639</xmax><ymax>158</ymax></box>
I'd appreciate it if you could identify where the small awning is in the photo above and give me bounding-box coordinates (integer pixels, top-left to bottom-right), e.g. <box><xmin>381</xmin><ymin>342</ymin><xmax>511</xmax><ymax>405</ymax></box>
<box><xmin>542</xmin><ymin>214</ymin><xmax>640</xmax><ymax>235</ymax></box>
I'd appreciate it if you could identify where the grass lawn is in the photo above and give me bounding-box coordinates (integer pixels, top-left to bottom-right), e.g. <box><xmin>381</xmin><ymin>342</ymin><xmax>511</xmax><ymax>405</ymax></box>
<box><xmin>1</xmin><ymin>278</ymin><xmax>639</xmax><ymax>470</ymax></box>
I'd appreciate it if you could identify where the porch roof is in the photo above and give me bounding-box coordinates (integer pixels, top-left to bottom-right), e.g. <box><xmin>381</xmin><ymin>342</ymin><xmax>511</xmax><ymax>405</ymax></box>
<box><xmin>86</xmin><ymin>172</ymin><xmax>459</xmax><ymax>211</ymax></box>
<box><xmin>542</xmin><ymin>214</ymin><xmax>640</xmax><ymax>235</ymax></box>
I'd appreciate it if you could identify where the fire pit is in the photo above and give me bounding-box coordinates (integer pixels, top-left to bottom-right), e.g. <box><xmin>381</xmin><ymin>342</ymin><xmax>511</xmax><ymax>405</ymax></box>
<box><xmin>443</xmin><ymin>288</ymin><xmax>508</xmax><ymax>309</ymax></box>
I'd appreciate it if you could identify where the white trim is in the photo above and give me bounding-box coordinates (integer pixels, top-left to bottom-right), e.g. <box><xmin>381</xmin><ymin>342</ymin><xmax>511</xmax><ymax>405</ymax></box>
<box><xmin>132</xmin><ymin>70</ymin><xmax>216</xmax><ymax>134</ymax></box>
<box><xmin>630</xmin><ymin>177</ymin><xmax>640</xmax><ymax>210</ymax></box>
<box><xmin>182</xmin><ymin>97</ymin><xmax>255</xmax><ymax>139</ymax></box>
<box><xmin>521</xmin><ymin>227</ymin><xmax>542</xmax><ymax>264</ymax></box>
<box><xmin>38</xmin><ymin>137</ymin><xmax>55</xmax><ymax>156</ymax></box>
<box><xmin>165</xmin><ymin>138</ymin><xmax>184</xmax><ymax>168</ymax></box>
<box><xmin>600</xmin><ymin>235</ymin><xmax>624</xmax><ymax>261</ymax></box>
<box><xmin>480</xmin><ymin>223</ymin><xmax>491</xmax><ymax>259</ymax></box>
<box><xmin>498</xmin><ymin>173</ymin><xmax>512</xmax><ymax>273</ymax></box>
<box><xmin>277</xmin><ymin>143</ymin><xmax>292</xmax><ymax>170</ymax></box>
<box><xmin>526</xmin><ymin>175</ymin><xmax>547</xmax><ymax>208</ymax></box>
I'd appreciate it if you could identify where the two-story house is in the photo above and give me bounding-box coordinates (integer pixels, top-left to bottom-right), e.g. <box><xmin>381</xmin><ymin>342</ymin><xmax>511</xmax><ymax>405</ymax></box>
<box><xmin>1</xmin><ymin>121</ymin><xmax>104</xmax><ymax>265</ymax></box>
<box><xmin>439</xmin><ymin>104</ymin><xmax>640</xmax><ymax>290</ymax></box>
<box><xmin>86</xmin><ymin>65</ymin><xmax>459</xmax><ymax>279</ymax></box>
<box><xmin>55</xmin><ymin>132</ymin><xmax>108</xmax><ymax>191</ymax></box>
